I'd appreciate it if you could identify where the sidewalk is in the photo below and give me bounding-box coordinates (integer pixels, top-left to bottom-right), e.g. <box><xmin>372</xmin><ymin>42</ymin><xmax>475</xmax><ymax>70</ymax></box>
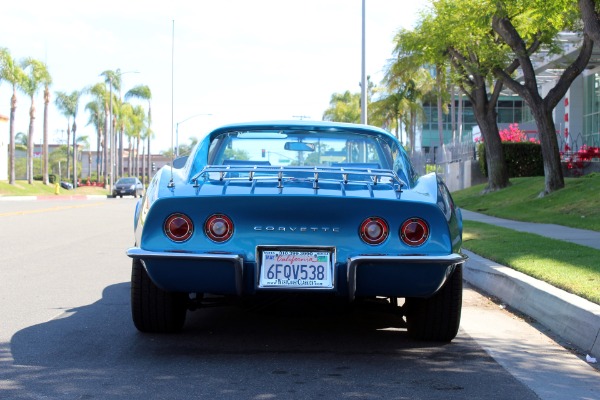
<box><xmin>460</xmin><ymin>209</ymin><xmax>600</xmax><ymax>362</ymax></box>
<box><xmin>461</xmin><ymin>209</ymin><xmax>600</xmax><ymax>251</ymax></box>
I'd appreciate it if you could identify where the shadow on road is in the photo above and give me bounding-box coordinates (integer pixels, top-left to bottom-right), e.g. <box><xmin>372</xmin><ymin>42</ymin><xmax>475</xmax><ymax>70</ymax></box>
<box><xmin>2</xmin><ymin>283</ymin><xmax>536</xmax><ymax>400</ymax></box>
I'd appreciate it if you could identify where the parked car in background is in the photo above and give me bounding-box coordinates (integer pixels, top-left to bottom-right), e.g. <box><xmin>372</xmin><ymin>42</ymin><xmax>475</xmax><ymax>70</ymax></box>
<box><xmin>60</xmin><ymin>181</ymin><xmax>73</xmax><ymax>190</ymax></box>
<box><xmin>113</xmin><ymin>177</ymin><xmax>144</xmax><ymax>198</ymax></box>
<box><xmin>126</xmin><ymin>121</ymin><xmax>467</xmax><ymax>341</ymax></box>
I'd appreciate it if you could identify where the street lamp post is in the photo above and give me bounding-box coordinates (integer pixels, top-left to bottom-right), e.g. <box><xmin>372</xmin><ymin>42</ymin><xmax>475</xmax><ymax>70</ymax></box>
<box><xmin>361</xmin><ymin>0</ymin><xmax>367</xmax><ymax>125</ymax></box>
<box><xmin>175</xmin><ymin>113</ymin><xmax>212</xmax><ymax>157</ymax></box>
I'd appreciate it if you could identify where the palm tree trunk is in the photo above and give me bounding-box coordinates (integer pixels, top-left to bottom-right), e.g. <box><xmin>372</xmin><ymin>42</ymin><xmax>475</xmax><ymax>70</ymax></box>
<box><xmin>72</xmin><ymin>121</ymin><xmax>78</xmax><ymax>188</ymax></box>
<box><xmin>146</xmin><ymin>136</ymin><xmax>151</xmax><ymax>185</ymax></box>
<box><xmin>66</xmin><ymin>123</ymin><xmax>71</xmax><ymax>181</ymax></box>
<box><xmin>43</xmin><ymin>86</ymin><xmax>50</xmax><ymax>184</ymax></box>
<box><xmin>128</xmin><ymin>139</ymin><xmax>133</xmax><ymax>177</ymax></box>
<box><xmin>9</xmin><ymin>91</ymin><xmax>17</xmax><ymax>185</ymax></box>
<box><xmin>103</xmin><ymin>107</ymin><xmax>109</xmax><ymax>186</ymax></box>
<box><xmin>27</xmin><ymin>101</ymin><xmax>36</xmax><ymax>184</ymax></box>
<box><xmin>96</xmin><ymin>128</ymin><xmax>102</xmax><ymax>181</ymax></box>
<box><xmin>141</xmin><ymin>143</ymin><xmax>146</xmax><ymax>182</ymax></box>
<box><xmin>136</xmin><ymin>137</ymin><xmax>141</xmax><ymax>179</ymax></box>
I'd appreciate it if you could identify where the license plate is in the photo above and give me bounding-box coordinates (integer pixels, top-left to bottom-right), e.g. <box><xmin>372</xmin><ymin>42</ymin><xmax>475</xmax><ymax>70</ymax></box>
<box><xmin>259</xmin><ymin>250</ymin><xmax>333</xmax><ymax>289</ymax></box>
<box><xmin>120</xmin><ymin>190</ymin><xmax>126</xmax><ymax>193</ymax></box>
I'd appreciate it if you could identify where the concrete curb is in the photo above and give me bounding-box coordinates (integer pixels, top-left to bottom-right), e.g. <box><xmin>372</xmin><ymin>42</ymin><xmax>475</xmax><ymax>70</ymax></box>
<box><xmin>463</xmin><ymin>249</ymin><xmax>600</xmax><ymax>358</ymax></box>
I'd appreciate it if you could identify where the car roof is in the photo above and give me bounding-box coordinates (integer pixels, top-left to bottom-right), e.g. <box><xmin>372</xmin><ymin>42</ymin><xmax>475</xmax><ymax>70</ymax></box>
<box><xmin>207</xmin><ymin>120</ymin><xmax>396</xmax><ymax>141</ymax></box>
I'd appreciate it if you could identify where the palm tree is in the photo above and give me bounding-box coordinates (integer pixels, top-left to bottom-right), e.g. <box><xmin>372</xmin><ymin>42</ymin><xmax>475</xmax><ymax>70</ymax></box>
<box><xmin>21</xmin><ymin>58</ymin><xmax>50</xmax><ymax>184</ymax></box>
<box><xmin>322</xmin><ymin>91</ymin><xmax>361</xmax><ymax>123</ymax></box>
<box><xmin>76</xmin><ymin>135</ymin><xmax>90</xmax><ymax>181</ymax></box>
<box><xmin>87</xmin><ymin>83</ymin><xmax>109</xmax><ymax>182</ymax></box>
<box><xmin>100</xmin><ymin>69</ymin><xmax>124</xmax><ymax>187</ymax></box>
<box><xmin>0</xmin><ymin>49</ymin><xmax>25</xmax><ymax>184</ymax></box>
<box><xmin>120</xmin><ymin>103</ymin><xmax>135</xmax><ymax>176</ymax></box>
<box><xmin>41</xmin><ymin>68</ymin><xmax>53</xmax><ymax>185</ymax></box>
<box><xmin>55</xmin><ymin>91</ymin><xmax>74</xmax><ymax>180</ymax></box>
<box><xmin>127</xmin><ymin>105</ymin><xmax>147</xmax><ymax>179</ymax></box>
<box><xmin>112</xmin><ymin>97</ymin><xmax>127</xmax><ymax>178</ymax></box>
<box><xmin>125</xmin><ymin>85</ymin><xmax>152</xmax><ymax>184</ymax></box>
<box><xmin>85</xmin><ymin>98</ymin><xmax>105</xmax><ymax>181</ymax></box>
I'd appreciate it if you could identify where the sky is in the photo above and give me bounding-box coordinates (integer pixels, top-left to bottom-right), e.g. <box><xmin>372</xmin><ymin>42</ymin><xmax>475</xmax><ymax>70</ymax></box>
<box><xmin>1</xmin><ymin>0</ymin><xmax>429</xmax><ymax>153</ymax></box>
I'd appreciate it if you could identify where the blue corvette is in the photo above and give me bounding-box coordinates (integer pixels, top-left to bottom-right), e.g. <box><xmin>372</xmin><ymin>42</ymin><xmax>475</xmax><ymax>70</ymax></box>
<box><xmin>127</xmin><ymin>121</ymin><xmax>467</xmax><ymax>341</ymax></box>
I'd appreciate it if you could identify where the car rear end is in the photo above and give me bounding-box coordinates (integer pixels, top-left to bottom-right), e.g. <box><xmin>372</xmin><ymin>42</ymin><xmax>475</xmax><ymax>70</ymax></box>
<box><xmin>129</xmin><ymin>177</ymin><xmax>463</xmax><ymax>300</ymax></box>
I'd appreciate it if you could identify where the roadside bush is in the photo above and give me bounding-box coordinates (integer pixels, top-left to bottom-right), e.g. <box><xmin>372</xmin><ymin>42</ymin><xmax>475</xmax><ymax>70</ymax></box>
<box><xmin>33</xmin><ymin>174</ymin><xmax>58</xmax><ymax>183</ymax></box>
<box><xmin>478</xmin><ymin>142</ymin><xmax>543</xmax><ymax>177</ymax></box>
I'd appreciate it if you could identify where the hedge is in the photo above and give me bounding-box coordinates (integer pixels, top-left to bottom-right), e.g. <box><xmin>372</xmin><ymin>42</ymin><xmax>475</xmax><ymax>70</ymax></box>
<box><xmin>478</xmin><ymin>142</ymin><xmax>544</xmax><ymax>177</ymax></box>
<box><xmin>33</xmin><ymin>174</ymin><xmax>57</xmax><ymax>183</ymax></box>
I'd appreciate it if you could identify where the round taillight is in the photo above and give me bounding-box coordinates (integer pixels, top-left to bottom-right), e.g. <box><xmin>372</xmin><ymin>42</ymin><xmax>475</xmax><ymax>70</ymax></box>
<box><xmin>359</xmin><ymin>217</ymin><xmax>389</xmax><ymax>245</ymax></box>
<box><xmin>164</xmin><ymin>213</ymin><xmax>193</xmax><ymax>242</ymax></box>
<box><xmin>205</xmin><ymin>214</ymin><xmax>234</xmax><ymax>243</ymax></box>
<box><xmin>400</xmin><ymin>218</ymin><xmax>429</xmax><ymax>246</ymax></box>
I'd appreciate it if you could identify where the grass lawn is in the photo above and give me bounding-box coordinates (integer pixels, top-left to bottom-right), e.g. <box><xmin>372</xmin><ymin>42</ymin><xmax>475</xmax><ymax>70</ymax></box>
<box><xmin>453</xmin><ymin>174</ymin><xmax>600</xmax><ymax>304</ymax></box>
<box><xmin>463</xmin><ymin>221</ymin><xmax>600</xmax><ymax>305</ymax></box>
<box><xmin>0</xmin><ymin>180</ymin><xmax>109</xmax><ymax>197</ymax></box>
<box><xmin>452</xmin><ymin>174</ymin><xmax>600</xmax><ymax>232</ymax></box>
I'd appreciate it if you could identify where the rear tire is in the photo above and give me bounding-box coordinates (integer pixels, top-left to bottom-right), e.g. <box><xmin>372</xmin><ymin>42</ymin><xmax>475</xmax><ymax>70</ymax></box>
<box><xmin>405</xmin><ymin>264</ymin><xmax>462</xmax><ymax>342</ymax></box>
<box><xmin>131</xmin><ymin>258</ymin><xmax>188</xmax><ymax>333</ymax></box>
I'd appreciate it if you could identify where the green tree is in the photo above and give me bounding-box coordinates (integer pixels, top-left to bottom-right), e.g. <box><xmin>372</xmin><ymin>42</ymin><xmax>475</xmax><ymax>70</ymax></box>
<box><xmin>21</xmin><ymin>58</ymin><xmax>50</xmax><ymax>184</ymax></box>
<box><xmin>84</xmin><ymin>96</ymin><xmax>105</xmax><ymax>180</ymax></box>
<box><xmin>491</xmin><ymin>0</ymin><xmax>593</xmax><ymax>195</ymax></box>
<box><xmin>0</xmin><ymin>49</ymin><xmax>25</xmax><ymax>184</ymax></box>
<box><xmin>123</xmin><ymin>104</ymin><xmax>146</xmax><ymax>179</ymax></box>
<box><xmin>100</xmin><ymin>69</ymin><xmax>123</xmax><ymax>185</ymax></box>
<box><xmin>322</xmin><ymin>91</ymin><xmax>361</xmax><ymax>123</ymax></box>
<box><xmin>49</xmin><ymin>146</ymin><xmax>67</xmax><ymax>178</ymax></box>
<box><xmin>87</xmin><ymin>82</ymin><xmax>110</xmax><ymax>182</ymax></box>
<box><xmin>374</xmin><ymin>54</ymin><xmax>433</xmax><ymax>151</ymax></box>
<box><xmin>392</xmin><ymin>0</ymin><xmax>547</xmax><ymax>191</ymax></box>
<box><xmin>125</xmin><ymin>85</ymin><xmax>153</xmax><ymax>183</ymax></box>
<box><xmin>54</xmin><ymin>90</ymin><xmax>81</xmax><ymax>182</ymax></box>
<box><xmin>41</xmin><ymin>66</ymin><xmax>52</xmax><ymax>184</ymax></box>
<box><xmin>15</xmin><ymin>132</ymin><xmax>27</xmax><ymax>151</ymax></box>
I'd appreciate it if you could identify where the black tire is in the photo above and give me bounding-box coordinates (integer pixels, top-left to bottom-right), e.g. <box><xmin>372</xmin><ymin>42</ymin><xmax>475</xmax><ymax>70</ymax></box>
<box><xmin>405</xmin><ymin>264</ymin><xmax>463</xmax><ymax>342</ymax></box>
<box><xmin>131</xmin><ymin>258</ymin><xmax>188</xmax><ymax>333</ymax></box>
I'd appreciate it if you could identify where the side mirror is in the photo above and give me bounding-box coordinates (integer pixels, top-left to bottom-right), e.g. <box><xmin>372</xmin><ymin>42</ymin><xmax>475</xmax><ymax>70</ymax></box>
<box><xmin>172</xmin><ymin>156</ymin><xmax>188</xmax><ymax>169</ymax></box>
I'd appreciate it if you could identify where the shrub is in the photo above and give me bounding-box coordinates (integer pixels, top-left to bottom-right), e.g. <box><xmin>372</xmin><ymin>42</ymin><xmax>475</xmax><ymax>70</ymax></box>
<box><xmin>33</xmin><ymin>174</ymin><xmax>58</xmax><ymax>183</ymax></box>
<box><xmin>478</xmin><ymin>142</ymin><xmax>543</xmax><ymax>177</ymax></box>
<box><xmin>477</xmin><ymin>123</ymin><xmax>543</xmax><ymax>178</ymax></box>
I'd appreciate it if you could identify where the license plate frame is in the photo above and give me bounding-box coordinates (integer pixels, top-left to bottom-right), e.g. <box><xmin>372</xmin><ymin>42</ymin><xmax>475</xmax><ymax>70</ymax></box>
<box><xmin>257</xmin><ymin>246</ymin><xmax>335</xmax><ymax>290</ymax></box>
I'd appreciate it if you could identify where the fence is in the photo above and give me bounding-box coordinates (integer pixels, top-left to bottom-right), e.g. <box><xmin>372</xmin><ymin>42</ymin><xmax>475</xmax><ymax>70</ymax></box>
<box><xmin>410</xmin><ymin>142</ymin><xmax>486</xmax><ymax>192</ymax></box>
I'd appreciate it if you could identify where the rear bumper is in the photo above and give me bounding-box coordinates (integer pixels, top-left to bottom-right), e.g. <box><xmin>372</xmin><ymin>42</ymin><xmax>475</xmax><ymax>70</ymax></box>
<box><xmin>126</xmin><ymin>248</ymin><xmax>244</xmax><ymax>295</ymax></box>
<box><xmin>113</xmin><ymin>189</ymin><xmax>137</xmax><ymax>196</ymax></box>
<box><xmin>126</xmin><ymin>248</ymin><xmax>467</xmax><ymax>300</ymax></box>
<box><xmin>347</xmin><ymin>254</ymin><xmax>467</xmax><ymax>300</ymax></box>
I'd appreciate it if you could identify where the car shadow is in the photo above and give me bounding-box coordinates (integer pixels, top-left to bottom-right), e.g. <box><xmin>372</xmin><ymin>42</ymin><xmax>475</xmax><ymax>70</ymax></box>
<box><xmin>9</xmin><ymin>284</ymin><xmax>425</xmax><ymax>367</ymax></box>
<box><xmin>4</xmin><ymin>283</ymin><xmax>525</xmax><ymax>400</ymax></box>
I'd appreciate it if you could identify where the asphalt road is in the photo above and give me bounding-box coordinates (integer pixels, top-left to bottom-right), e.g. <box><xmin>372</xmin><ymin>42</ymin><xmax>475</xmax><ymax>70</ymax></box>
<box><xmin>0</xmin><ymin>198</ymin><xmax>598</xmax><ymax>399</ymax></box>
